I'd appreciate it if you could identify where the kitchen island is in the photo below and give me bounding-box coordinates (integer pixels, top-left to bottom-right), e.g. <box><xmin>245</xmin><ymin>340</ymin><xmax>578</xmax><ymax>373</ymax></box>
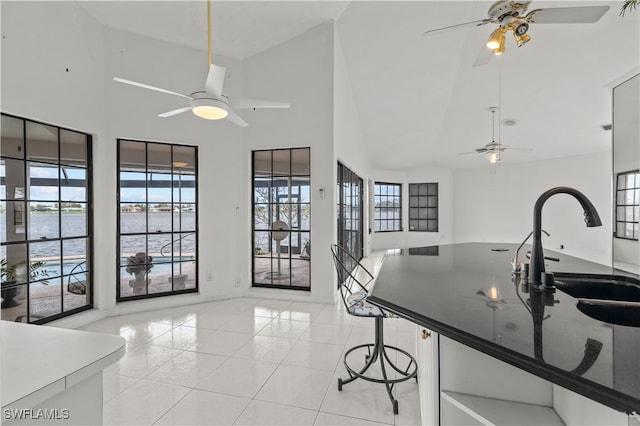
<box><xmin>368</xmin><ymin>243</ymin><xmax>640</xmax><ymax>425</ymax></box>
<box><xmin>1</xmin><ymin>321</ymin><xmax>125</xmax><ymax>425</ymax></box>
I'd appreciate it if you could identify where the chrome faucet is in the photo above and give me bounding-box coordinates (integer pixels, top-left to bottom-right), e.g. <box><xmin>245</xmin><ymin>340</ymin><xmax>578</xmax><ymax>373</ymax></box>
<box><xmin>530</xmin><ymin>187</ymin><xmax>602</xmax><ymax>286</ymax></box>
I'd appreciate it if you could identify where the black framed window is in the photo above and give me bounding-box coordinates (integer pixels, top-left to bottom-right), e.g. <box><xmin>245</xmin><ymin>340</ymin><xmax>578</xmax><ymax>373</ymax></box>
<box><xmin>615</xmin><ymin>170</ymin><xmax>639</xmax><ymax>241</ymax></box>
<box><xmin>408</xmin><ymin>183</ymin><xmax>438</xmax><ymax>232</ymax></box>
<box><xmin>252</xmin><ymin>148</ymin><xmax>311</xmax><ymax>290</ymax></box>
<box><xmin>117</xmin><ymin>139</ymin><xmax>198</xmax><ymax>301</ymax></box>
<box><xmin>337</xmin><ymin>162</ymin><xmax>363</xmax><ymax>282</ymax></box>
<box><xmin>374</xmin><ymin>182</ymin><xmax>401</xmax><ymax>232</ymax></box>
<box><xmin>1</xmin><ymin>113</ymin><xmax>93</xmax><ymax>323</ymax></box>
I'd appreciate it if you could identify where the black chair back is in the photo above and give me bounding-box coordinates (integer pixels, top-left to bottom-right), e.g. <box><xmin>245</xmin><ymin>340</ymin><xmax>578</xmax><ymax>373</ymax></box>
<box><xmin>331</xmin><ymin>244</ymin><xmax>375</xmax><ymax>313</ymax></box>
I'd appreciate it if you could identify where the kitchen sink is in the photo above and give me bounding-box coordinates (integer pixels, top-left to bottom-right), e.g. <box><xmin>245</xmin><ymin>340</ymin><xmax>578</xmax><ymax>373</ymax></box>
<box><xmin>554</xmin><ymin>273</ymin><xmax>640</xmax><ymax>302</ymax></box>
<box><xmin>554</xmin><ymin>273</ymin><xmax>640</xmax><ymax>327</ymax></box>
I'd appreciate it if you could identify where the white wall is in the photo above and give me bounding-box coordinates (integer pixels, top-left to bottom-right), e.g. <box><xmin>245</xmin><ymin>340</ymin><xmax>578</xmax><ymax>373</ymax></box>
<box><xmin>612</xmin><ymin>74</ymin><xmax>640</xmax><ymax>272</ymax></box>
<box><xmin>452</xmin><ymin>151</ymin><xmax>612</xmax><ymax>266</ymax></box>
<box><xmin>1</xmin><ymin>1</ymin><xmax>251</xmax><ymax>327</ymax></box>
<box><xmin>333</xmin><ymin>28</ymin><xmax>372</xmax><ymax>256</ymax></box>
<box><xmin>104</xmin><ymin>28</ymin><xmax>247</xmax><ymax>317</ymax></box>
<box><xmin>370</xmin><ymin>166</ymin><xmax>453</xmax><ymax>250</ymax></box>
<box><xmin>2</xmin><ymin>1</ymin><xmax>108</xmax><ymax>326</ymax></box>
<box><xmin>243</xmin><ymin>23</ymin><xmax>337</xmax><ymax>303</ymax></box>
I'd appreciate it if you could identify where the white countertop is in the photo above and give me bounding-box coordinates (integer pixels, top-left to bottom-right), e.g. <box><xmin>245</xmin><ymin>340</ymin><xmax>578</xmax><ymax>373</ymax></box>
<box><xmin>1</xmin><ymin>321</ymin><xmax>126</xmax><ymax>408</ymax></box>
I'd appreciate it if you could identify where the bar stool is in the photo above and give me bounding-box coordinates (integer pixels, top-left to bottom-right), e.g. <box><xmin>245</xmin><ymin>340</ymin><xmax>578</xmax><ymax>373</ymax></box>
<box><xmin>330</xmin><ymin>244</ymin><xmax>417</xmax><ymax>414</ymax></box>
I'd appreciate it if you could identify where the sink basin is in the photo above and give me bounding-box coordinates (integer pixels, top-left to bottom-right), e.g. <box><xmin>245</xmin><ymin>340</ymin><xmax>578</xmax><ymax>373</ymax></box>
<box><xmin>554</xmin><ymin>273</ymin><xmax>640</xmax><ymax>327</ymax></box>
<box><xmin>576</xmin><ymin>300</ymin><xmax>640</xmax><ymax>327</ymax></box>
<box><xmin>554</xmin><ymin>273</ymin><xmax>640</xmax><ymax>302</ymax></box>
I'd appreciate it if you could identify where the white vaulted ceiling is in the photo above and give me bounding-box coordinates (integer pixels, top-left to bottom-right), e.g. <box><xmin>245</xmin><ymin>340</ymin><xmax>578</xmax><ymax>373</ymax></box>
<box><xmin>79</xmin><ymin>1</ymin><xmax>640</xmax><ymax>170</ymax></box>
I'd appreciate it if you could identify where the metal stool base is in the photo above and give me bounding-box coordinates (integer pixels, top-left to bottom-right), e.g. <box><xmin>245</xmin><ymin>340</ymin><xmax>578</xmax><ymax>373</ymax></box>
<box><xmin>338</xmin><ymin>317</ymin><xmax>418</xmax><ymax>415</ymax></box>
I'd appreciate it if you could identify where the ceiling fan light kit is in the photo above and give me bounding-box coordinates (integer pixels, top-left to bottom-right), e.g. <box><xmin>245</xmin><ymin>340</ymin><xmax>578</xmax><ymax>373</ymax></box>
<box><xmin>424</xmin><ymin>1</ymin><xmax>610</xmax><ymax>65</ymax></box>
<box><xmin>191</xmin><ymin>91</ymin><xmax>229</xmax><ymax>120</ymax></box>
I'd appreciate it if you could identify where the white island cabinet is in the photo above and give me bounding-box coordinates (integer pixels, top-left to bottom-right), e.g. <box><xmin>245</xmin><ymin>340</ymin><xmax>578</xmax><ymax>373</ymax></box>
<box><xmin>1</xmin><ymin>321</ymin><xmax>125</xmax><ymax>425</ymax></box>
<box><xmin>415</xmin><ymin>327</ymin><xmax>629</xmax><ymax>426</ymax></box>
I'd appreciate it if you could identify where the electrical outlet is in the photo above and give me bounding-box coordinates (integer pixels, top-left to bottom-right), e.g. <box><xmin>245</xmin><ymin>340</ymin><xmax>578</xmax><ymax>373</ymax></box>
<box><xmin>206</xmin><ymin>271</ymin><xmax>213</xmax><ymax>281</ymax></box>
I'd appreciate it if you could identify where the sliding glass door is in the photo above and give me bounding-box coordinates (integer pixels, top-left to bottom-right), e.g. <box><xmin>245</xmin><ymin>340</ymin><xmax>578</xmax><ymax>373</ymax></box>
<box><xmin>337</xmin><ymin>162</ymin><xmax>363</xmax><ymax>280</ymax></box>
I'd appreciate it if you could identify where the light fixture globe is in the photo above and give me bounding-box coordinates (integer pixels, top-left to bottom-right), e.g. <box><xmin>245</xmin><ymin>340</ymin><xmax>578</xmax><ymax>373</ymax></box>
<box><xmin>190</xmin><ymin>90</ymin><xmax>229</xmax><ymax>120</ymax></box>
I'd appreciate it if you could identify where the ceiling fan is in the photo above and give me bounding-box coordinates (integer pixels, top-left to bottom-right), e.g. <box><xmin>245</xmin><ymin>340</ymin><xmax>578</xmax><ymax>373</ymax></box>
<box><xmin>113</xmin><ymin>0</ymin><xmax>290</xmax><ymax>127</ymax></box>
<box><xmin>458</xmin><ymin>107</ymin><xmax>531</xmax><ymax>163</ymax></box>
<box><xmin>423</xmin><ymin>1</ymin><xmax>610</xmax><ymax>67</ymax></box>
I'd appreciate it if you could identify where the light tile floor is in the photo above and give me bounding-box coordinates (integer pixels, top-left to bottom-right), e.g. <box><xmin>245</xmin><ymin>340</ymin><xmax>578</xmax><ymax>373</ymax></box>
<box><xmin>82</xmin><ymin>296</ymin><xmax>421</xmax><ymax>425</ymax></box>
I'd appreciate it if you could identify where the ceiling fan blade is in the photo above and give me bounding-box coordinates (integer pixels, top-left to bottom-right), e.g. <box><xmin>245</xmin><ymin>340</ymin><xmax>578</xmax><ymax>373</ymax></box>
<box><xmin>473</xmin><ymin>45</ymin><xmax>494</xmax><ymax>67</ymax></box>
<box><xmin>526</xmin><ymin>6</ymin><xmax>610</xmax><ymax>24</ymax></box>
<box><xmin>506</xmin><ymin>147</ymin><xmax>533</xmax><ymax>152</ymax></box>
<box><xmin>113</xmin><ymin>77</ymin><xmax>192</xmax><ymax>100</ymax></box>
<box><xmin>158</xmin><ymin>107</ymin><xmax>192</xmax><ymax>118</ymax></box>
<box><xmin>205</xmin><ymin>64</ymin><xmax>226</xmax><ymax>97</ymax></box>
<box><xmin>225</xmin><ymin>109</ymin><xmax>248</xmax><ymax>127</ymax></box>
<box><xmin>230</xmin><ymin>98</ymin><xmax>291</xmax><ymax>109</ymax></box>
<box><xmin>422</xmin><ymin>19</ymin><xmax>493</xmax><ymax>36</ymax></box>
<box><xmin>457</xmin><ymin>151</ymin><xmax>480</xmax><ymax>155</ymax></box>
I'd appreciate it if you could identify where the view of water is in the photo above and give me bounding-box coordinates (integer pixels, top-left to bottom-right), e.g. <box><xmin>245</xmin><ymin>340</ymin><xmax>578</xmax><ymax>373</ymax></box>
<box><xmin>1</xmin><ymin>213</ymin><xmax>196</xmax><ymax>284</ymax></box>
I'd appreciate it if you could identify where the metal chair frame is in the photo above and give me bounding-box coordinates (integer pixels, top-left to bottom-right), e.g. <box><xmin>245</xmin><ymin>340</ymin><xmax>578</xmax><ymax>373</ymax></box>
<box><xmin>331</xmin><ymin>244</ymin><xmax>418</xmax><ymax>415</ymax></box>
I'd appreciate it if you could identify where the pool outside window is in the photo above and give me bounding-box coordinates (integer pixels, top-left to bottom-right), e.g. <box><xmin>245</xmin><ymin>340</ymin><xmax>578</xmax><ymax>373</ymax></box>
<box><xmin>1</xmin><ymin>113</ymin><xmax>93</xmax><ymax>323</ymax></box>
<box><xmin>117</xmin><ymin>139</ymin><xmax>198</xmax><ymax>301</ymax></box>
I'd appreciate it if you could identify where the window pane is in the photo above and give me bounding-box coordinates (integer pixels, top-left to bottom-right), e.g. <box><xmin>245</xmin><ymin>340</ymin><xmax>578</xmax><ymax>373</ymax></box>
<box><xmin>61</xmin><ymin>168</ymin><xmax>87</xmax><ymax>202</ymax></box>
<box><xmin>148</xmin><ymin>210</ymin><xmax>172</xmax><ymax>233</ymax></box>
<box><xmin>120</xmin><ymin>205</ymin><xmax>147</xmax><ymax>234</ymax></box>
<box><xmin>273</xmin><ymin>177</ymin><xmax>289</xmax><ymax>203</ymax></box>
<box><xmin>2</xmin><ymin>201</ymin><xmax>25</xmax><ymax>243</ymax></box>
<box><xmin>173</xmin><ymin>173</ymin><xmax>195</xmax><ymax>203</ymax></box>
<box><xmin>26</xmin><ymin>121</ymin><xmax>57</xmax><ymax>163</ymax></box>
<box><xmin>120</xmin><ymin>172</ymin><xmax>146</xmax><ymax>202</ymax></box>
<box><xmin>148</xmin><ymin>172</ymin><xmax>172</xmax><ymax>203</ymax></box>
<box><xmin>291</xmin><ymin>148</ymin><xmax>310</xmax><ymax>176</ymax></box>
<box><xmin>29</xmin><ymin>163</ymin><xmax>58</xmax><ymax>201</ymax></box>
<box><xmin>254</xmin><ymin>150</ymin><xmax>272</xmax><ymax>176</ymax></box>
<box><xmin>60</xmin><ymin>129</ymin><xmax>87</xmax><ymax>167</ymax></box>
<box><xmin>63</xmin><ymin>238</ymin><xmax>89</xmax><ymax>311</ymax></box>
<box><xmin>174</xmin><ymin>206</ymin><xmax>196</xmax><ymax>232</ymax></box>
<box><xmin>1</xmin><ymin>244</ymin><xmax>28</xmax><ymax>285</ymax></box>
<box><xmin>295</xmin><ymin>177</ymin><xmax>310</xmax><ymax>203</ymax></box>
<box><xmin>120</xmin><ymin>235</ymin><xmax>146</xmax><ymax>260</ymax></box>
<box><xmin>30</xmin><ymin>240</ymin><xmax>60</xmax><ymax>280</ymax></box>
<box><xmin>120</xmin><ymin>140</ymin><xmax>146</xmax><ymax>169</ymax></box>
<box><xmin>28</xmin><ymin>202</ymin><xmax>59</xmax><ymax>240</ymax></box>
<box><xmin>1</xmin><ymin>115</ymin><xmax>24</xmax><ymax>159</ymax></box>
<box><xmin>30</xmin><ymin>277</ymin><xmax>62</xmax><ymax>320</ymax></box>
<box><xmin>617</xmin><ymin>174</ymin><xmax>626</xmax><ymax>190</ymax></box>
<box><xmin>61</xmin><ymin>205</ymin><xmax>86</xmax><ymax>238</ymax></box>
<box><xmin>1</xmin><ymin>158</ymin><xmax>26</xmax><ymax>200</ymax></box>
<box><xmin>273</xmin><ymin>150</ymin><xmax>290</xmax><ymax>175</ymax></box>
<box><xmin>172</xmin><ymin>145</ymin><xmax>196</xmax><ymax>174</ymax></box>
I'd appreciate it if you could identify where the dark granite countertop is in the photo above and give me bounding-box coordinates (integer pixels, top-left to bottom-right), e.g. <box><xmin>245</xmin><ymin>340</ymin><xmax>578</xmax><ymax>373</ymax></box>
<box><xmin>367</xmin><ymin>243</ymin><xmax>640</xmax><ymax>415</ymax></box>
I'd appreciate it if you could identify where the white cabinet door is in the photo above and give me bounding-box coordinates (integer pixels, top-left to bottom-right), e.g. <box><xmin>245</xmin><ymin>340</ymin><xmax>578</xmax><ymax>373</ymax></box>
<box><xmin>416</xmin><ymin>328</ymin><xmax>439</xmax><ymax>426</ymax></box>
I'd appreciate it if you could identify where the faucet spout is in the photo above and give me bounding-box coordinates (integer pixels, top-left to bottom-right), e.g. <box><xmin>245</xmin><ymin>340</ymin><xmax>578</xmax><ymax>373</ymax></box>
<box><xmin>530</xmin><ymin>187</ymin><xmax>602</xmax><ymax>284</ymax></box>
